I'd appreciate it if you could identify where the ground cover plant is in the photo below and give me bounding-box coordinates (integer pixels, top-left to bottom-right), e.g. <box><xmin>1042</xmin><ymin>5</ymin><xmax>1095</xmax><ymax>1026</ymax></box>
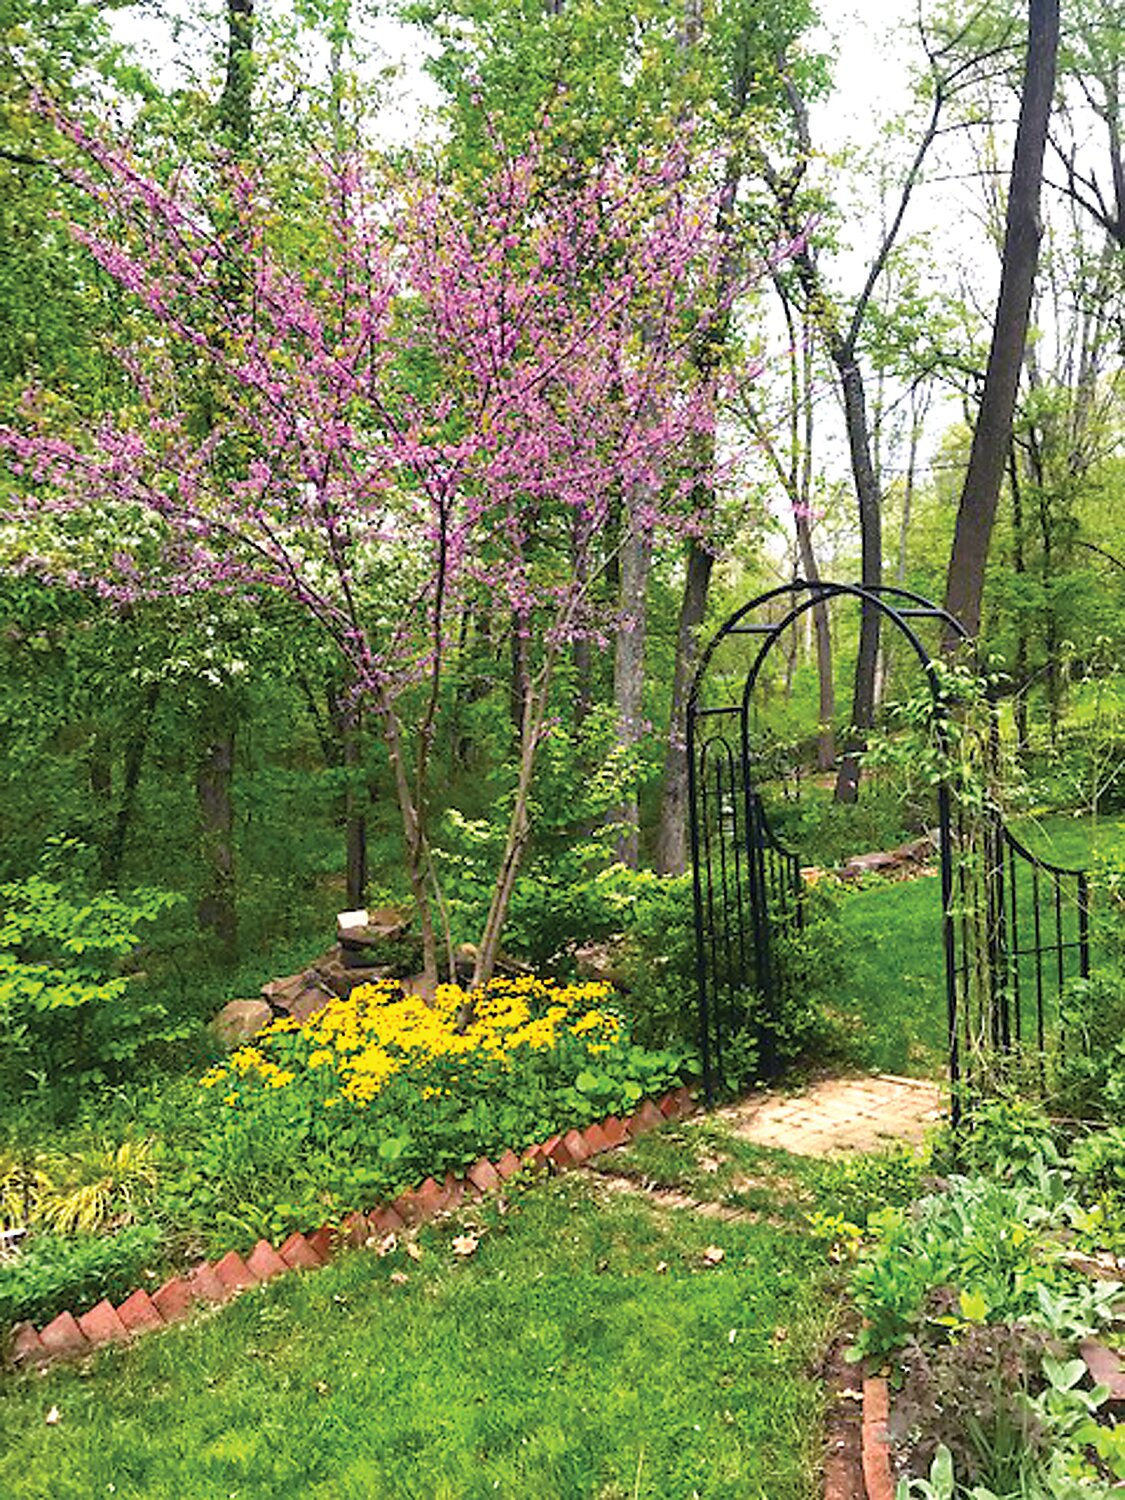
<box><xmin>0</xmin><ymin>1128</ymin><xmax>836</xmax><ymax>1500</ymax></box>
<box><xmin>840</xmin><ymin>1098</ymin><xmax>1125</xmax><ymax>1497</ymax></box>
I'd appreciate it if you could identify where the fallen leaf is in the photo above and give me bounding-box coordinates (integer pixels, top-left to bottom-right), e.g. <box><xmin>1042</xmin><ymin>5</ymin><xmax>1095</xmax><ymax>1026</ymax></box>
<box><xmin>451</xmin><ymin>1234</ymin><xmax>479</xmax><ymax>1258</ymax></box>
<box><xmin>702</xmin><ymin>1245</ymin><xmax>725</xmax><ymax>1266</ymax></box>
<box><xmin>655</xmin><ymin>1260</ymin><xmax>669</xmax><ymax>1274</ymax></box>
<box><xmin>772</xmin><ymin>1326</ymin><xmax>789</xmax><ymax>1344</ymax></box>
<box><xmin>314</xmin><ymin>1381</ymin><xmax>329</xmax><ymax>1396</ymax></box>
<box><xmin>405</xmin><ymin>1240</ymin><xmax>423</xmax><ymax>1262</ymax></box>
<box><xmin>45</xmin><ymin>1406</ymin><xmax>60</xmax><ymax>1425</ymax></box>
<box><xmin>389</xmin><ymin>1271</ymin><xmax>409</xmax><ymax>1286</ymax></box>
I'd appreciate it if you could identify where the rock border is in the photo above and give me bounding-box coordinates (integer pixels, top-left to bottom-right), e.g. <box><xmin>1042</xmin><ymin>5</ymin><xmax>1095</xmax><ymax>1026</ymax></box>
<box><xmin>6</xmin><ymin>1085</ymin><xmax>694</xmax><ymax>1372</ymax></box>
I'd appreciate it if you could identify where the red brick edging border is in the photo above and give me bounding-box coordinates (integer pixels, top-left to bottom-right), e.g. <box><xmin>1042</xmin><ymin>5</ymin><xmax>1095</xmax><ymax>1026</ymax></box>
<box><xmin>7</xmin><ymin>1085</ymin><xmax>695</xmax><ymax>1372</ymax></box>
<box><xmin>860</xmin><ymin>1377</ymin><xmax>894</xmax><ymax>1500</ymax></box>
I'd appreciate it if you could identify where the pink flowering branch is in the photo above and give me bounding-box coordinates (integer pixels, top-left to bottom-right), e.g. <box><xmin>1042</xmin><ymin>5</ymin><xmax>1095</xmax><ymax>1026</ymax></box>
<box><xmin>2</xmin><ymin>109</ymin><xmax>787</xmax><ymax>984</ymax></box>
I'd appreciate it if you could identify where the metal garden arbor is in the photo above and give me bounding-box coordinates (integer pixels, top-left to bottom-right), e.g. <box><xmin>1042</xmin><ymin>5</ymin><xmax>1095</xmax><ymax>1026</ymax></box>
<box><xmin>686</xmin><ymin>580</ymin><xmax>1092</xmax><ymax>1117</ymax></box>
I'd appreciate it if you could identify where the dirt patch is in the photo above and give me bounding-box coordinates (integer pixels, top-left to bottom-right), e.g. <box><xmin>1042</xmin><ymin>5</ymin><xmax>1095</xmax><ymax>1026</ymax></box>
<box><xmin>581</xmin><ymin>1161</ymin><xmax>765</xmax><ymax>1225</ymax></box>
<box><xmin>818</xmin><ymin>1329</ymin><xmax>866</xmax><ymax>1500</ymax></box>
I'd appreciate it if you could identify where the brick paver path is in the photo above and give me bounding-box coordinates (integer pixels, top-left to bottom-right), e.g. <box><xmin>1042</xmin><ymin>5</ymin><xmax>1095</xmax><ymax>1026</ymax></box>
<box><xmin>716</xmin><ymin>1074</ymin><xmax>944</xmax><ymax>1157</ymax></box>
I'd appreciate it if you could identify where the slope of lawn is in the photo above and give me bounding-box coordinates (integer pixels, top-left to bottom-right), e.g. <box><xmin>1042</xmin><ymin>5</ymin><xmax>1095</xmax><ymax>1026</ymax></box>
<box><xmin>0</xmin><ymin>1155</ymin><xmax>835</xmax><ymax>1500</ymax></box>
<box><xmin>829</xmin><ymin>813</ymin><xmax>1125</xmax><ymax>1079</ymax></box>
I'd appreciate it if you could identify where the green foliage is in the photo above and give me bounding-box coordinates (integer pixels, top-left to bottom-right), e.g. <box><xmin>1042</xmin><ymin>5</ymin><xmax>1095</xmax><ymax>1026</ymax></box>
<box><xmin>848</xmin><ymin>1172</ymin><xmax>1102</xmax><ymax>1363</ymax></box>
<box><xmin>811</xmin><ymin>1142</ymin><xmax>926</xmax><ymax>1224</ymax></box>
<box><xmin>0</xmin><ymin>1221</ymin><xmax>166</xmax><ymax>1333</ymax></box>
<box><xmin>0</xmin><ymin>1137</ymin><xmax>159</xmax><ymax>1235</ymax></box>
<box><xmin>1052</xmin><ymin>972</ymin><xmax>1125</xmax><ymax>1120</ymax></box>
<box><xmin>0</xmin><ymin>852</ymin><xmax>186</xmax><ymax>1112</ymax></box>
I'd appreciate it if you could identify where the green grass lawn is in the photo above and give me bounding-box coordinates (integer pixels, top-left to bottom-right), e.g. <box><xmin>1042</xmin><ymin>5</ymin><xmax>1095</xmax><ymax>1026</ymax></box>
<box><xmin>828</xmin><ymin>813</ymin><xmax>1125</xmax><ymax>1079</ymax></box>
<box><xmin>0</xmin><ymin>1128</ymin><xmax>838</xmax><ymax>1500</ymax></box>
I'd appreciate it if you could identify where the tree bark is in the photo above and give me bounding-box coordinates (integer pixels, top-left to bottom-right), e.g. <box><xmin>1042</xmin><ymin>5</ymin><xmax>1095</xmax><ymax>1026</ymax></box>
<box><xmin>612</xmin><ymin>515</ymin><xmax>652</xmax><ymax>867</ymax></box>
<box><xmin>794</xmin><ymin>514</ymin><xmax>836</xmax><ymax>771</ymax></box>
<box><xmin>833</xmin><ymin>353</ymin><xmax>883</xmax><ymax>803</ymax></box>
<box><xmin>196</xmin><ymin>706</ymin><xmax>237</xmax><ymax>957</ymax></box>
<box><xmin>342</xmin><ymin>712</ymin><xmax>367</xmax><ymax>909</ymax></box>
<box><xmin>943</xmin><ymin>0</ymin><xmax>1060</xmax><ymax>643</ymax></box>
<box><xmin>655</xmin><ymin>539</ymin><xmax>714</xmax><ymax>874</ymax></box>
<box><xmin>219</xmin><ymin>0</ymin><xmax>254</xmax><ymax>148</ymax></box>
<box><xmin>103</xmin><ymin>681</ymin><xmax>161</xmax><ymax>887</ymax></box>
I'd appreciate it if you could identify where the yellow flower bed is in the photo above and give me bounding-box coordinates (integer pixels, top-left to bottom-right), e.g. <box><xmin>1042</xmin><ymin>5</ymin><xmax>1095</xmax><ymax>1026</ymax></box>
<box><xmin>188</xmin><ymin>974</ymin><xmax>686</xmax><ymax>1246</ymax></box>
<box><xmin>201</xmin><ymin>976</ymin><xmax>622</xmax><ymax>1111</ymax></box>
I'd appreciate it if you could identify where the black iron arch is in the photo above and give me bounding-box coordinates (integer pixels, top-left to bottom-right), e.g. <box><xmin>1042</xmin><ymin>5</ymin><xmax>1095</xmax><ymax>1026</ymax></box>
<box><xmin>686</xmin><ymin>578</ymin><xmax>1092</xmax><ymax>1116</ymax></box>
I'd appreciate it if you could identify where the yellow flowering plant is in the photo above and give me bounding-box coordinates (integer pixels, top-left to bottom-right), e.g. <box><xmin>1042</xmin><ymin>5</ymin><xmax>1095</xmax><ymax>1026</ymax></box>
<box><xmin>182</xmin><ymin>976</ymin><xmax>688</xmax><ymax>1246</ymax></box>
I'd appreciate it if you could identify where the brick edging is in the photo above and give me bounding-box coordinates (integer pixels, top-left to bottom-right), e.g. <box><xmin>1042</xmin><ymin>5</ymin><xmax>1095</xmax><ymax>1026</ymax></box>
<box><xmin>6</xmin><ymin>1084</ymin><xmax>695</xmax><ymax>1372</ymax></box>
<box><xmin>860</xmin><ymin>1377</ymin><xmax>894</xmax><ymax>1500</ymax></box>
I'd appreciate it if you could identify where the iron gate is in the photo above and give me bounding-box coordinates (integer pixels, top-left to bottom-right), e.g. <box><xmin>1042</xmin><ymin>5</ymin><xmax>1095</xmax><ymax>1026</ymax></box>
<box><xmin>686</xmin><ymin>579</ymin><xmax>1095</xmax><ymax>1116</ymax></box>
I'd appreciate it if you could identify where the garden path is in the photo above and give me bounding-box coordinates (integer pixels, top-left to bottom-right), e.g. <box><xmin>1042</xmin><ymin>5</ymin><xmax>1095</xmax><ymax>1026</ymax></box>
<box><xmin>715</xmin><ymin>1074</ymin><xmax>944</xmax><ymax>1157</ymax></box>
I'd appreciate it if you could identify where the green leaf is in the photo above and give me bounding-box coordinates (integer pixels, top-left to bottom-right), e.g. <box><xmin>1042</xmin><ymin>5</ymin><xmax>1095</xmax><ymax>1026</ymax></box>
<box><xmin>958</xmin><ymin>1288</ymin><xmax>989</xmax><ymax>1323</ymax></box>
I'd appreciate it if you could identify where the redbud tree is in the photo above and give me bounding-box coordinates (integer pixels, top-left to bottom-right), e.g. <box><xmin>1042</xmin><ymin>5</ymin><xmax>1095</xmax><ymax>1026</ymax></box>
<box><xmin>2</xmin><ymin>113</ymin><xmax>774</xmax><ymax>986</ymax></box>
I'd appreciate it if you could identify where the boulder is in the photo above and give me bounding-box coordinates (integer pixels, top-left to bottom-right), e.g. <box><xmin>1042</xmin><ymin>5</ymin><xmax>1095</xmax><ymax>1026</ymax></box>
<box><xmin>573</xmin><ymin>938</ymin><xmax>630</xmax><ymax>989</ymax></box>
<box><xmin>261</xmin><ymin>969</ymin><xmax>334</xmax><ymax>1023</ymax></box>
<box><xmin>212</xmin><ymin>999</ymin><xmax>273</xmax><ymax>1047</ymax></box>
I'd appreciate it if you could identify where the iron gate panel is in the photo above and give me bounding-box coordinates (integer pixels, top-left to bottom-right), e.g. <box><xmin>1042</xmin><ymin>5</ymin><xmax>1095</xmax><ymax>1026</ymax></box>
<box><xmin>686</xmin><ymin>578</ymin><xmax>1096</xmax><ymax>1116</ymax></box>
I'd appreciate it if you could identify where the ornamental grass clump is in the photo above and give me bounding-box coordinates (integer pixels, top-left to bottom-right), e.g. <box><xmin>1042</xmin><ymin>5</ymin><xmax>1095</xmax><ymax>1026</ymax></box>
<box><xmin>184</xmin><ymin>977</ymin><xmax>686</xmax><ymax>1247</ymax></box>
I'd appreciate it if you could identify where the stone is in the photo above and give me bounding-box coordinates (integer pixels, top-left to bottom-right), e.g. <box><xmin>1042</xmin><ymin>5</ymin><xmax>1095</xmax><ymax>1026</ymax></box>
<box><xmin>573</xmin><ymin>938</ymin><xmax>630</xmax><ymax>988</ymax></box>
<box><xmin>211</xmin><ymin>999</ymin><xmax>272</xmax><ymax>1048</ymax></box>
<box><xmin>844</xmin><ymin>850</ymin><xmax>899</xmax><ymax>876</ymax></box>
<box><xmin>337</xmin><ymin>907</ymin><xmax>412</xmax><ymax>948</ymax></box>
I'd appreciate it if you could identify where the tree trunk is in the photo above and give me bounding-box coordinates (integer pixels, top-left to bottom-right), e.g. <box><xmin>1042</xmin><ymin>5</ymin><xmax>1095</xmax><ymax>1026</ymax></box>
<box><xmin>794</xmin><ymin>516</ymin><xmax>836</xmax><ymax>771</ymax></box>
<box><xmin>343</xmin><ymin>714</ymin><xmax>367</xmax><ymax>909</ymax></box>
<box><xmin>219</xmin><ymin>0</ymin><xmax>254</xmax><ymax>148</ymax></box>
<box><xmin>103</xmin><ymin>681</ymin><xmax>161</xmax><ymax>886</ymax></box>
<box><xmin>572</xmin><ymin>514</ymin><xmax>593</xmax><ymax>725</ymax></box>
<box><xmin>834</xmin><ymin>352</ymin><xmax>883</xmax><ymax>803</ymax></box>
<box><xmin>1008</xmin><ymin>444</ymin><xmax>1031</xmax><ymax>755</ymax></box>
<box><xmin>612</xmin><ymin>516</ymin><xmax>652</xmax><ymax>867</ymax></box>
<box><xmin>655</xmin><ymin>539</ymin><xmax>714</xmax><ymax>874</ymax></box>
<box><xmin>943</xmin><ymin>0</ymin><xmax>1060</xmax><ymax>643</ymax></box>
<box><xmin>196</xmin><ymin>703</ymin><xmax>237</xmax><ymax>957</ymax></box>
<box><xmin>510</xmin><ymin>615</ymin><xmax>529</xmax><ymax>741</ymax></box>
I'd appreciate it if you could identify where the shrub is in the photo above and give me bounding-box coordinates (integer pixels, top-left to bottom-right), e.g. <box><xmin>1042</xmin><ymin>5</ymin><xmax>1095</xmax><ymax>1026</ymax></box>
<box><xmin>0</xmin><ymin>1221</ymin><xmax>166</xmax><ymax>1334</ymax></box>
<box><xmin>1053</xmin><ymin>973</ymin><xmax>1125</xmax><ymax>1121</ymax></box>
<box><xmin>0</xmin><ymin>861</ymin><xmax>186</xmax><ymax>1114</ymax></box>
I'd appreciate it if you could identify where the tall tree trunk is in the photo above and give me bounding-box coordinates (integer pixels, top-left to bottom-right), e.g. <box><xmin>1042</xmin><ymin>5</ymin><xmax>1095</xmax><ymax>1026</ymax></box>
<box><xmin>191</xmin><ymin>0</ymin><xmax>253</xmax><ymax>958</ymax></box>
<box><xmin>510</xmin><ymin>615</ymin><xmax>529</xmax><ymax>741</ymax></box>
<box><xmin>943</xmin><ymin>0</ymin><xmax>1060</xmax><ymax>642</ymax></box>
<box><xmin>196</xmin><ymin>704</ymin><xmax>237</xmax><ymax>957</ymax></box>
<box><xmin>1008</xmin><ymin>444</ymin><xmax>1031</xmax><ymax>754</ymax></box>
<box><xmin>612</xmin><ymin>516</ymin><xmax>652</xmax><ymax>867</ymax></box>
<box><xmin>219</xmin><ymin>0</ymin><xmax>254</xmax><ymax>148</ymax></box>
<box><xmin>342</xmin><ymin>712</ymin><xmax>367</xmax><ymax>909</ymax></box>
<box><xmin>655</xmin><ymin>539</ymin><xmax>714</xmax><ymax>874</ymax></box>
<box><xmin>833</xmin><ymin>354</ymin><xmax>882</xmax><ymax>803</ymax></box>
<box><xmin>572</xmin><ymin>514</ymin><xmax>593</xmax><ymax>725</ymax></box>
<box><xmin>794</xmin><ymin>515</ymin><xmax>836</xmax><ymax>770</ymax></box>
<box><xmin>103</xmin><ymin>681</ymin><xmax>161</xmax><ymax>886</ymax></box>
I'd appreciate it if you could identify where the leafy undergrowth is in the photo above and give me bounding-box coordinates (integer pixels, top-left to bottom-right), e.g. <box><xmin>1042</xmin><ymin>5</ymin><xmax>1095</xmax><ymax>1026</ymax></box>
<box><xmin>0</xmin><ymin>1161</ymin><xmax>835</xmax><ymax>1500</ymax></box>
